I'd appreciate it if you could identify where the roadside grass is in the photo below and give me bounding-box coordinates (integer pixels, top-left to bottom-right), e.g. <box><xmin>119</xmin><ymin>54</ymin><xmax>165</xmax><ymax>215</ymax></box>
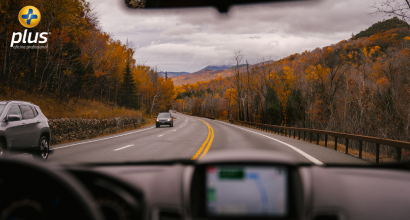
<box><xmin>0</xmin><ymin>88</ymin><xmax>142</xmax><ymax>119</ymax></box>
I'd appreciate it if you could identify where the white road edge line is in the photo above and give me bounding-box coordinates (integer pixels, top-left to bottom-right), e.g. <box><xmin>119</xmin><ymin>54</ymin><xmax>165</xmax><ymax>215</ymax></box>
<box><xmin>216</xmin><ymin>121</ymin><xmax>324</xmax><ymax>165</ymax></box>
<box><xmin>113</xmin><ymin>144</ymin><xmax>134</xmax><ymax>151</ymax></box>
<box><xmin>52</xmin><ymin>127</ymin><xmax>155</xmax><ymax>150</ymax></box>
<box><xmin>158</xmin><ymin>134</ymin><xmax>164</xmax><ymax>137</ymax></box>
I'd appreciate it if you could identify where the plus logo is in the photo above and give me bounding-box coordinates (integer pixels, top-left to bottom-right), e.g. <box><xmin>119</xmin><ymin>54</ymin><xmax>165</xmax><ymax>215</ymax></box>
<box><xmin>11</xmin><ymin>6</ymin><xmax>50</xmax><ymax>48</ymax></box>
<box><xmin>21</xmin><ymin>9</ymin><xmax>38</xmax><ymax>25</ymax></box>
<box><xmin>18</xmin><ymin>6</ymin><xmax>41</xmax><ymax>28</ymax></box>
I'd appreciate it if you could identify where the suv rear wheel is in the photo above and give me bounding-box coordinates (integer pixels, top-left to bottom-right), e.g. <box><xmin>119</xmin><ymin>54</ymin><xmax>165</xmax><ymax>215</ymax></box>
<box><xmin>32</xmin><ymin>136</ymin><xmax>49</xmax><ymax>161</ymax></box>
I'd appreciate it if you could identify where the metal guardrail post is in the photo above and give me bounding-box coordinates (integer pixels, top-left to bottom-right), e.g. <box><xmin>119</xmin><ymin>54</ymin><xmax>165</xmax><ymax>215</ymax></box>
<box><xmin>375</xmin><ymin>143</ymin><xmax>380</xmax><ymax>164</ymax></box>
<box><xmin>335</xmin><ymin>136</ymin><xmax>338</xmax><ymax>151</ymax></box>
<box><xmin>359</xmin><ymin>140</ymin><xmax>363</xmax><ymax>159</ymax></box>
<box><xmin>310</xmin><ymin>132</ymin><xmax>312</xmax><ymax>143</ymax></box>
<box><xmin>345</xmin><ymin>138</ymin><xmax>349</xmax><ymax>154</ymax></box>
<box><xmin>317</xmin><ymin>133</ymin><xmax>320</xmax><ymax>145</ymax></box>
<box><xmin>325</xmin><ymin>135</ymin><xmax>328</xmax><ymax>147</ymax></box>
<box><xmin>298</xmin><ymin>131</ymin><xmax>300</xmax><ymax>140</ymax></box>
<box><xmin>293</xmin><ymin>130</ymin><xmax>295</xmax><ymax>139</ymax></box>
<box><xmin>397</xmin><ymin>147</ymin><xmax>401</xmax><ymax>162</ymax></box>
<box><xmin>304</xmin><ymin>131</ymin><xmax>306</xmax><ymax>141</ymax></box>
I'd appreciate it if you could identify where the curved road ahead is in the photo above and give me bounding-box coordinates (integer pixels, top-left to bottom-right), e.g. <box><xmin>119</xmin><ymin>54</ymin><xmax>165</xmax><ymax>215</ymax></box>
<box><xmin>15</xmin><ymin>113</ymin><xmax>367</xmax><ymax>164</ymax></box>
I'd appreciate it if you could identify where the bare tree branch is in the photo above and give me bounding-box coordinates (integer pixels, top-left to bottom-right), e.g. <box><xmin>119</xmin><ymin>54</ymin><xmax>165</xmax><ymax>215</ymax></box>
<box><xmin>370</xmin><ymin>0</ymin><xmax>410</xmax><ymax>22</ymax></box>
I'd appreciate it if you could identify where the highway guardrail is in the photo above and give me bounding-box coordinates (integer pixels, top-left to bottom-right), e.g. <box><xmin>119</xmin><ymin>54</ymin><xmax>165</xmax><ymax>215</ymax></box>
<box><xmin>229</xmin><ymin>120</ymin><xmax>410</xmax><ymax>163</ymax></box>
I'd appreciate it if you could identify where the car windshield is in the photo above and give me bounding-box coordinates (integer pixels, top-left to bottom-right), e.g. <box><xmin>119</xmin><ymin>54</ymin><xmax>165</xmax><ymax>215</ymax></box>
<box><xmin>158</xmin><ymin>113</ymin><xmax>170</xmax><ymax>118</ymax></box>
<box><xmin>2</xmin><ymin>0</ymin><xmax>409</xmax><ymax>165</ymax></box>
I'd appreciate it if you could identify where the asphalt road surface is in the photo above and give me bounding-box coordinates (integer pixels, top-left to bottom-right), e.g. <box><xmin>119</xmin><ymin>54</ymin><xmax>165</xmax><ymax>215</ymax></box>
<box><xmin>14</xmin><ymin>113</ymin><xmax>368</xmax><ymax>165</ymax></box>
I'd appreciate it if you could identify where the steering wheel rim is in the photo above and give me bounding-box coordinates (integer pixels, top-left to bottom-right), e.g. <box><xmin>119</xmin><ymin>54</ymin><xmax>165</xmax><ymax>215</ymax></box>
<box><xmin>0</xmin><ymin>157</ymin><xmax>103</xmax><ymax>220</ymax></box>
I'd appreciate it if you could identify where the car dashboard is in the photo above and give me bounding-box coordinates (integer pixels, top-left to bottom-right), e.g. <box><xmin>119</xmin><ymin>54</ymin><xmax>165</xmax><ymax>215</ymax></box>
<box><xmin>1</xmin><ymin>150</ymin><xmax>410</xmax><ymax>220</ymax></box>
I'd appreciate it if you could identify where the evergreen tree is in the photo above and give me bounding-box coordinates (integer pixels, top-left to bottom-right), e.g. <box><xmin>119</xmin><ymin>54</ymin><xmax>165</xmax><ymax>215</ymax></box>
<box><xmin>120</xmin><ymin>61</ymin><xmax>139</xmax><ymax>109</ymax></box>
<box><xmin>165</xmin><ymin>71</ymin><xmax>168</xmax><ymax>80</ymax></box>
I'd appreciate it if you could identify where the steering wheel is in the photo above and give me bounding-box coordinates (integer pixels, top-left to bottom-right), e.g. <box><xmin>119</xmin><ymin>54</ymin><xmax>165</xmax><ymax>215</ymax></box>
<box><xmin>0</xmin><ymin>157</ymin><xmax>103</xmax><ymax>220</ymax></box>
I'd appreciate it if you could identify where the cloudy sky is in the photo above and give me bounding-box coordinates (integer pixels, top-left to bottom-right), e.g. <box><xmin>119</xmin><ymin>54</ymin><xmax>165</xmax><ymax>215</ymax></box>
<box><xmin>87</xmin><ymin>0</ymin><xmax>384</xmax><ymax>72</ymax></box>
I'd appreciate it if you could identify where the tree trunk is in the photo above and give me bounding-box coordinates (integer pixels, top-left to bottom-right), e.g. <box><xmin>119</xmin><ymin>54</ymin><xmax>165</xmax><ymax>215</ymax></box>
<box><xmin>3</xmin><ymin>22</ymin><xmax>9</xmax><ymax>79</ymax></box>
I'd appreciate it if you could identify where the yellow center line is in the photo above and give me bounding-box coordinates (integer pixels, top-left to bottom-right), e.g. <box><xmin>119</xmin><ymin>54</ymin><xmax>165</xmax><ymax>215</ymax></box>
<box><xmin>191</xmin><ymin>119</ymin><xmax>214</xmax><ymax>160</ymax></box>
<box><xmin>199</xmin><ymin>122</ymin><xmax>214</xmax><ymax>160</ymax></box>
<box><xmin>191</xmin><ymin>121</ymin><xmax>210</xmax><ymax>160</ymax></box>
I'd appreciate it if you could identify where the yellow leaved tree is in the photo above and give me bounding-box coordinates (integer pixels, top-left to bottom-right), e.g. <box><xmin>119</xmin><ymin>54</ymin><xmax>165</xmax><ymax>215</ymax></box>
<box><xmin>269</xmin><ymin>66</ymin><xmax>296</xmax><ymax>128</ymax></box>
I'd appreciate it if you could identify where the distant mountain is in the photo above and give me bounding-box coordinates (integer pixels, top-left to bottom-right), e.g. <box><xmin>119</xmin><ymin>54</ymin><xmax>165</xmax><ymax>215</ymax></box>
<box><xmin>172</xmin><ymin>64</ymin><xmax>254</xmax><ymax>86</ymax></box>
<box><xmin>159</xmin><ymin>71</ymin><xmax>190</xmax><ymax>78</ymax></box>
<box><xmin>353</xmin><ymin>17</ymin><xmax>410</xmax><ymax>40</ymax></box>
<box><xmin>228</xmin><ymin>64</ymin><xmax>247</xmax><ymax>69</ymax></box>
<box><xmin>199</xmin><ymin>65</ymin><xmax>233</xmax><ymax>71</ymax></box>
<box><xmin>172</xmin><ymin>69</ymin><xmax>229</xmax><ymax>86</ymax></box>
<box><xmin>173</xmin><ymin>18</ymin><xmax>410</xmax><ymax>87</ymax></box>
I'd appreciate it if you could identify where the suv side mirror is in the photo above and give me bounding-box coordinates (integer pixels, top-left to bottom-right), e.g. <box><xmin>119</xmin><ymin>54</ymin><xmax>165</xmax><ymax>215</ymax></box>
<box><xmin>6</xmin><ymin>115</ymin><xmax>21</xmax><ymax>122</ymax></box>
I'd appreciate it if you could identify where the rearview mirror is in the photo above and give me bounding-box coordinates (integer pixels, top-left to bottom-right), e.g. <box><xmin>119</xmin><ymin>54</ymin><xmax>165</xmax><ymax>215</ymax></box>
<box><xmin>6</xmin><ymin>115</ymin><xmax>21</xmax><ymax>122</ymax></box>
<box><xmin>126</xmin><ymin>0</ymin><xmax>311</xmax><ymax>13</ymax></box>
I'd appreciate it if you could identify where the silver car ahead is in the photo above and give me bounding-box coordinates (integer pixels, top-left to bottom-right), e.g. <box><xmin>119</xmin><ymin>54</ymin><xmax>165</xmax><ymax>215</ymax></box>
<box><xmin>156</xmin><ymin>112</ymin><xmax>173</xmax><ymax>127</ymax></box>
<box><xmin>0</xmin><ymin>101</ymin><xmax>51</xmax><ymax>160</ymax></box>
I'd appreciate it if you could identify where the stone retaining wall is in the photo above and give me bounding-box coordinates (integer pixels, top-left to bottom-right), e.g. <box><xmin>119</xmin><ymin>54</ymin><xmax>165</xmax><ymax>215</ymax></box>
<box><xmin>49</xmin><ymin>117</ymin><xmax>146</xmax><ymax>145</ymax></box>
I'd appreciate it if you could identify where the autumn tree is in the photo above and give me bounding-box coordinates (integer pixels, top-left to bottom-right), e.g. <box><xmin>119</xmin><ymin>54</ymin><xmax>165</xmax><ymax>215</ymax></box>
<box><xmin>269</xmin><ymin>66</ymin><xmax>295</xmax><ymax>127</ymax></box>
<box><xmin>232</xmin><ymin>50</ymin><xmax>244</xmax><ymax>120</ymax></box>
<box><xmin>119</xmin><ymin>61</ymin><xmax>139</xmax><ymax>109</ymax></box>
<box><xmin>0</xmin><ymin>0</ymin><xmax>174</xmax><ymax>116</ymax></box>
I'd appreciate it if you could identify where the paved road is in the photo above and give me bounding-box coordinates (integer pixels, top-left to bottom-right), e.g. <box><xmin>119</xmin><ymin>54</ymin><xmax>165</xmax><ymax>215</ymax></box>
<box><xmin>14</xmin><ymin>113</ymin><xmax>368</xmax><ymax>165</ymax></box>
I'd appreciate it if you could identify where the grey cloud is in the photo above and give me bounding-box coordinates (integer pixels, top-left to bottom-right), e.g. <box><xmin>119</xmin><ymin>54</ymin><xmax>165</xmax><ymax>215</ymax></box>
<box><xmin>163</xmin><ymin>26</ymin><xmax>198</xmax><ymax>35</ymax></box>
<box><xmin>87</xmin><ymin>0</ymin><xmax>384</xmax><ymax>72</ymax></box>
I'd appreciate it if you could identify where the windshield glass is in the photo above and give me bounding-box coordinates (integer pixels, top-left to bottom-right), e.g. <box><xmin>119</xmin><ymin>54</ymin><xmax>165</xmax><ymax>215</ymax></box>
<box><xmin>3</xmin><ymin>0</ymin><xmax>409</xmax><ymax>165</ymax></box>
<box><xmin>158</xmin><ymin>113</ymin><xmax>171</xmax><ymax>118</ymax></box>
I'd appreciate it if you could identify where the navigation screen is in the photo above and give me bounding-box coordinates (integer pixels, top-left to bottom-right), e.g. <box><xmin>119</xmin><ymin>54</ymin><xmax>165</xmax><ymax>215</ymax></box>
<box><xmin>206</xmin><ymin>166</ymin><xmax>288</xmax><ymax>216</ymax></box>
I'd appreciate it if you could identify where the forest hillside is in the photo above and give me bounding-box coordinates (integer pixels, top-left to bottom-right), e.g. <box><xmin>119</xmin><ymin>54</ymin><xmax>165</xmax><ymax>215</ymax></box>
<box><xmin>173</xmin><ymin>17</ymin><xmax>410</xmax><ymax>146</ymax></box>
